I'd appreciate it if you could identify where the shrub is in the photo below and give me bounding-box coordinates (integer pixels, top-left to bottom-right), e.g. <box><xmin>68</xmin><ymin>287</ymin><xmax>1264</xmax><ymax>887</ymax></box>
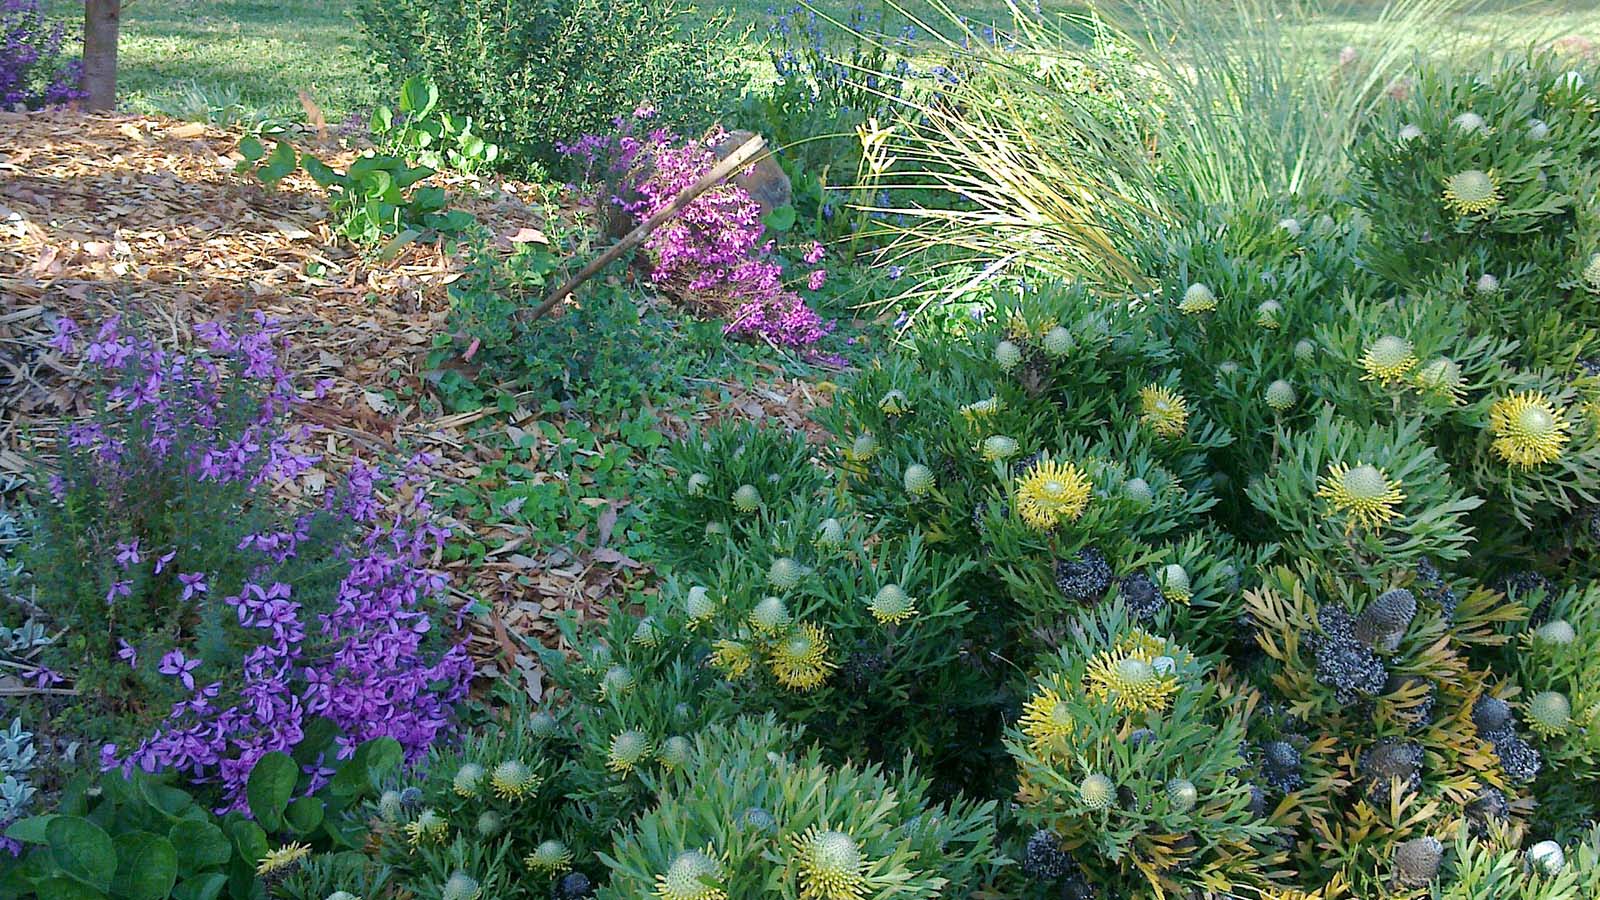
<box><xmin>0</xmin><ymin>0</ymin><xmax>84</xmax><ymax>110</ymax></box>
<box><xmin>357</xmin><ymin>0</ymin><xmax>745</xmax><ymax>176</ymax></box>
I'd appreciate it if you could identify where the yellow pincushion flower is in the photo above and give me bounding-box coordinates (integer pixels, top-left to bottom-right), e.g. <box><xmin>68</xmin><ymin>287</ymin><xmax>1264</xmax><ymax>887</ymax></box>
<box><xmin>866</xmin><ymin>584</ymin><xmax>917</xmax><ymax>625</ymax></box>
<box><xmin>1489</xmin><ymin>392</ymin><xmax>1570</xmax><ymax>468</ymax></box>
<box><xmin>1359</xmin><ymin>335</ymin><xmax>1418</xmax><ymax>386</ymax></box>
<box><xmin>655</xmin><ymin>848</ymin><xmax>728</xmax><ymax>900</ymax></box>
<box><xmin>525</xmin><ymin>839</ymin><xmax>574</xmax><ymax>874</ymax></box>
<box><xmin>1138</xmin><ymin>385</ymin><xmax>1189</xmax><ymax>439</ymax></box>
<box><xmin>256</xmin><ymin>842</ymin><xmax>311</xmax><ymax>876</ymax></box>
<box><xmin>406</xmin><ymin>809</ymin><xmax>448</xmax><ymax>846</ymax></box>
<box><xmin>1442</xmin><ymin>169</ymin><xmax>1502</xmax><ymax>216</ymax></box>
<box><xmin>1414</xmin><ymin>356</ymin><xmax>1466</xmax><ymax>404</ymax></box>
<box><xmin>792</xmin><ymin>828</ymin><xmax>867</xmax><ymax>900</ymax></box>
<box><xmin>1019</xmin><ymin>681</ymin><xmax>1075</xmax><ymax>757</ymax></box>
<box><xmin>769</xmin><ymin>623</ymin><xmax>835</xmax><ymax>691</ymax></box>
<box><xmin>960</xmin><ymin>396</ymin><xmax>1002</xmax><ymax>421</ymax></box>
<box><xmin>1085</xmin><ymin>647</ymin><xmax>1179</xmax><ymax>714</ymax></box>
<box><xmin>1014</xmin><ymin>459</ymin><xmax>1093</xmax><ymax>531</ymax></box>
<box><xmin>710</xmin><ymin>638</ymin><xmax>755</xmax><ymax>678</ymax></box>
<box><xmin>489</xmin><ymin>760</ymin><xmax>541</xmax><ymax>800</ymax></box>
<box><xmin>1316</xmin><ymin>462</ymin><xmax>1406</xmax><ymax>533</ymax></box>
<box><xmin>607</xmin><ymin>730</ymin><xmax>653</xmax><ymax>775</ymax></box>
<box><xmin>1178</xmin><ymin>282</ymin><xmax>1217</xmax><ymax>314</ymax></box>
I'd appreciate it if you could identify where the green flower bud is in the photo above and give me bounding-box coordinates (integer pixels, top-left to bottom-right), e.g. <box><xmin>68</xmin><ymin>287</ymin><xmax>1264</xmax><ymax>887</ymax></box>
<box><xmin>1265</xmin><ymin>379</ymin><xmax>1297</xmax><ymax>411</ymax></box>
<box><xmin>904</xmin><ymin>464</ymin><xmax>935</xmax><ymax>497</ymax></box>
<box><xmin>1044</xmin><ymin>326</ymin><xmax>1075</xmax><ymax>357</ymax></box>
<box><xmin>1166</xmin><ymin>778</ymin><xmax>1198</xmax><ymax>812</ymax></box>
<box><xmin>686</xmin><ymin>472</ymin><xmax>711</xmax><ymax>497</ymax></box>
<box><xmin>996</xmin><ymin>340</ymin><xmax>1024</xmax><ymax>371</ymax></box>
<box><xmin>1080</xmin><ymin>773</ymin><xmax>1116</xmax><ymax>809</ymax></box>
<box><xmin>768</xmin><ymin>557</ymin><xmax>805</xmax><ymax>590</ymax></box>
<box><xmin>1123</xmin><ymin>477</ymin><xmax>1155</xmax><ymax>507</ymax></box>
<box><xmin>732</xmin><ymin>484</ymin><xmax>762</xmax><ymax>513</ymax></box>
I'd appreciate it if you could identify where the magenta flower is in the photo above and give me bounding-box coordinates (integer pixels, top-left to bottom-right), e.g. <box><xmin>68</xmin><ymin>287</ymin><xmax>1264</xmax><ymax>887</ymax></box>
<box><xmin>803</xmin><ymin>241</ymin><xmax>826</xmax><ymax>264</ymax></box>
<box><xmin>807</xmin><ymin>269</ymin><xmax>828</xmax><ymax>291</ymax></box>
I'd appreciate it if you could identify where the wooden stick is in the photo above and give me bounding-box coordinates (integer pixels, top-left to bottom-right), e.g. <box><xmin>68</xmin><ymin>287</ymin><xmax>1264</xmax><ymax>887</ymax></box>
<box><xmin>519</xmin><ymin>134</ymin><xmax>768</xmax><ymax>325</ymax></box>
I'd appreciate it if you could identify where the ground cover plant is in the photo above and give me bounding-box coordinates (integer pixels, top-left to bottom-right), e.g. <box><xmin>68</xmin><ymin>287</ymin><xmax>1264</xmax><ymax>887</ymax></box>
<box><xmin>9</xmin><ymin>1</ymin><xmax>1600</xmax><ymax>900</ymax></box>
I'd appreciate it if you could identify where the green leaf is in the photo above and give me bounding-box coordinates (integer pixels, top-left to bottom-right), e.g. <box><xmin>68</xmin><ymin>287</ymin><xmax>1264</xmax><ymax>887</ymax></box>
<box><xmin>46</xmin><ymin>817</ymin><xmax>115</xmax><ymax>890</ymax></box>
<box><xmin>171</xmin><ymin>873</ymin><xmax>227</xmax><ymax>900</ymax></box>
<box><xmin>399</xmin><ymin>76</ymin><xmax>439</xmax><ymax>119</ymax></box>
<box><xmin>36</xmin><ymin>878</ymin><xmax>107</xmax><ymax>900</ymax></box>
<box><xmin>169</xmin><ymin>820</ymin><xmax>231</xmax><ymax>875</ymax></box>
<box><xmin>320</xmin><ymin>812</ymin><xmax>367</xmax><ymax>850</ymax></box>
<box><xmin>225</xmin><ymin>819</ymin><xmax>268</xmax><ymax>874</ymax></box>
<box><xmin>244</xmin><ymin>752</ymin><xmax>297</xmax><ymax>832</ymax></box>
<box><xmin>762</xmin><ymin>204</ymin><xmax>797</xmax><ymax>233</ymax></box>
<box><xmin>135</xmin><ymin>776</ymin><xmax>195</xmax><ymax>820</ymax></box>
<box><xmin>283</xmin><ymin>797</ymin><xmax>324</xmax><ymax>836</ymax></box>
<box><xmin>6</xmin><ymin>813</ymin><xmax>58</xmax><ymax>844</ymax></box>
<box><xmin>301</xmin><ymin>154</ymin><xmax>343</xmax><ymax>189</ymax></box>
<box><xmin>111</xmin><ymin>832</ymin><xmax>178</xmax><ymax>900</ymax></box>
<box><xmin>260</xmin><ymin>140</ymin><xmax>299</xmax><ymax>186</ymax></box>
<box><xmin>237</xmin><ymin>135</ymin><xmax>265</xmax><ymax>162</ymax></box>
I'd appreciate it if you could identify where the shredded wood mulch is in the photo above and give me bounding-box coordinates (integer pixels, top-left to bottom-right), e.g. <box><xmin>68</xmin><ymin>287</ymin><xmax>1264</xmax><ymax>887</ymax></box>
<box><xmin>0</xmin><ymin>109</ymin><xmax>829</xmax><ymax>695</ymax></box>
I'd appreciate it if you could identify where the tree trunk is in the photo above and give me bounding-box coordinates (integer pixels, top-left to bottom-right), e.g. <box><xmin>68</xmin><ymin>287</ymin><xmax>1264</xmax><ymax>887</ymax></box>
<box><xmin>83</xmin><ymin>0</ymin><xmax>122</xmax><ymax>111</ymax></box>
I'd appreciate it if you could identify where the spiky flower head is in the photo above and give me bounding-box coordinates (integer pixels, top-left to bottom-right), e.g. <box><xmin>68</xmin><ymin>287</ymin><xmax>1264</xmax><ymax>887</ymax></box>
<box><xmin>770</xmin><ymin>623</ymin><xmax>835</xmax><ymax>691</ymax></box>
<box><xmin>996</xmin><ymin>340</ymin><xmax>1024</xmax><ymax>371</ymax></box>
<box><xmin>602</xmin><ymin>665</ymin><xmax>636</xmax><ymax>699</ymax></box>
<box><xmin>1294</xmin><ymin>339</ymin><xmax>1317</xmax><ymax>362</ymax></box>
<box><xmin>686</xmin><ymin>472</ymin><xmax>711</xmax><ymax>497</ymax></box>
<box><xmin>1014</xmin><ymin>459</ymin><xmax>1093</xmax><ymax>530</ymax></box>
<box><xmin>1452</xmin><ymin>111</ymin><xmax>1486</xmax><ymax>132</ymax></box>
<box><xmin>878</xmin><ymin>390</ymin><xmax>910</xmax><ymax>415</ymax></box>
<box><xmin>867</xmin><ymin>583</ymin><xmax>917</xmax><ymax>625</ymax></box>
<box><xmin>816</xmin><ymin>518</ymin><xmax>846</xmax><ymax>549</ymax></box>
<box><xmin>792</xmin><ymin>828</ymin><xmax>866</xmax><ymax>900</ymax></box>
<box><xmin>490</xmin><ymin>760</ymin><xmax>540</xmax><ymax>800</ymax></box>
<box><xmin>406</xmin><ymin>809</ymin><xmax>448</xmax><ymax>846</ymax></box>
<box><xmin>1489</xmin><ymin>392</ymin><xmax>1571</xmax><ymax>468</ymax></box>
<box><xmin>959</xmin><ymin>396</ymin><xmax>1001</xmax><ymax>420</ymax></box>
<box><xmin>751</xmin><ymin>596</ymin><xmax>792</xmax><ymax>633</ymax></box>
<box><xmin>442</xmin><ymin>872</ymin><xmax>482</xmax><ymax>900</ymax></box>
<box><xmin>904</xmin><ymin>463</ymin><xmax>935</xmax><ymax>497</ymax></box>
<box><xmin>1123</xmin><ymin>477</ymin><xmax>1154</xmax><ymax>507</ymax></box>
<box><xmin>659</xmin><ymin>735</ymin><xmax>694</xmax><ymax>771</ymax></box>
<box><xmin>1020</xmin><ymin>683</ymin><xmax>1075</xmax><ymax>756</ymax></box>
<box><xmin>1415</xmin><ymin>356</ymin><xmax>1466</xmax><ymax>404</ymax></box>
<box><xmin>1443</xmin><ymin>169</ymin><xmax>1502</xmax><ymax>216</ymax></box>
<box><xmin>1087</xmin><ymin>646</ymin><xmax>1180</xmax><ymax>713</ymax></box>
<box><xmin>1535</xmin><ymin>619</ymin><xmax>1577</xmax><ymax>644</ymax></box>
<box><xmin>848</xmin><ymin>433</ymin><xmax>878</xmax><ymax>461</ymax></box>
<box><xmin>1476</xmin><ymin>273</ymin><xmax>1501</xmax><ymax>294</ymax></box>
<box><xmin>657</xmin><ymin>848</ymin><xmax>727</xmax><ymax>900</ymax></box>
<box><xmin>769</xmin><ymin>557</ymin><xmax>805</xmax><ymax>591</ymax></box>
<box><xmin>1316</xmin><ymin>462</ymin><xmax>1406</xmax><ymax>533</ymax></box>
<box><xmin>1179</xmin><ymin>282</ymin><xmax>1217</xmax><ymax>314</ymax></box>
<box><xmin>1256</xmin><ymin>300</ymin><xmax>1283</xmax><ymax>329</ymax></box>
<box><xmin>1079</xmin><ymin>773</ymin><xmax>1116</xmax><ymax>810</ymax></box>
<box><xmin>633</xmin><ymin>616</ymin><xmax>660</xmax><ymax>647</ymax></box>
<box><xmin>452</xmin><ymin>762</ymin><xmax>485</xmax><ymax>798</ymax></box>
<box><xmin>476</xmin><ymin>811</ymin><xmax>504</xmax><ymax>838</ymax></box>
<box><xmin>1265</xmin><ymin>380</ymin><xmax>1297</xmax><ymax>412</ymax></box>
<box><xmin>1166</xmin><ymin>778</ymin><xmax>1198</xmax><ymax>812</ymax></box>
<box><xmin>1529</xmin><ymin>840</ymin><xmax>1566</xmax><ymax>876</ymax></box>
<box><xmin>1399</xmin><ymin>123</ymin><xmax>1424</xmax><ymax>142</ymax></box>
<box><xmin>732</xmin><ymin>484</ymin><xmax>762</xmax><ymax>512</ymax></box>
<box><xmin>1044</xmin><ymin>326</ymin><xmax>1075</xmax><ymax>357</ymax></box>
<box><xmin>526</xmin><ymin>839</ymin><xmax>573</xmax><ymax>873</ymax></box>
<box><xmin>608</xmin><ymin>730</ymin><xmax>653</xmax><ymax>775</ymax></box>
<box><xmin>1278</xmin><ymin>217</ymin><xmax>1302</xmax><ymax>237</ymax></box>
<box><xmin>1393</xmin><ymin>837</ymin><xmax>1443</xmax><ymax>888</ymax></box>
<box><xmin>1139</xmin><ymin>385</ymin><xmax>1190</xmax><ymax>438</ymax></box>
<box><xmin>1158</xmin><ymin>563</ymin><xmax>1192</xmax><ymax>603</ymax></box>
<box><xmin>710</xmin><ymin>638</ymin><xmax>754</xmax><ymax>678</ymax></box>
<box><xmin>685</xmin><ymin>586</ymin><xmax>716</xmax><ymax>624</ymax></box>
<box><xmin>981</xmin><ymin>434</ymin><xmax>1020</xmax><ymax>462</ymax></box>
<box><xmin>256</xmin><ymin>842</ymin><xmax>311</xmax><ymax>876</ymax></box>
<box><xmin>1360</xmin><ymin>335</ymin><xmax>1418</xmax><ymax>385</ymax></box>
<box><xmin>1584</xmin><ymin>254</ymin><xmax>1600</xmax><ymax>293</ymax></box>
<box><xmin>1528</xmin><ymin>691</ymin><xmax>1572</xmax><ymax>737</ymax></box>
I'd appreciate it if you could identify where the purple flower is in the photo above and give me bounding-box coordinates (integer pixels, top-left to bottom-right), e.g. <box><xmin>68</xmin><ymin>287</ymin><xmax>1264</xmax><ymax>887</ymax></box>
<box><xmin>887</xmin><ymin>265</ymin><xmax>905</xmax><ymax>280</ymax></box>
<box><xmin>157</xmin><ymin>650</ymin><xmax>201</xmax><ymax>691</ymax></box>
<box><xmin>807</xmin><ymin>269</ymin><xmax>828</xmax><ymax>291</ymax></box>
<box><xmin>803</xmin><ymin>241</ymin><xmax>826</xmax><ymax>264</ymax></box>
<box><xmin>154</xmin><ymin>550</ymin><xmax>176</xmax><ymax>574</ymax></box>
<box><xmin>178</xmin><ymin>572</ymin><xmax>208</xmax><ymax>601</ymax></box>
<box><xmin>105</xmin><ymin>580</ymin><xmax>131</xmax><ymax>605</ymax></box>
<box><xmin>117</xmin><ymin>640</ymin><xmax>137</xmax><ymax>668</ymax></box>
<box><xmin>115</xmin><ymin>539</ymin><xmax>142</xmax><ymax>568</ymax></box>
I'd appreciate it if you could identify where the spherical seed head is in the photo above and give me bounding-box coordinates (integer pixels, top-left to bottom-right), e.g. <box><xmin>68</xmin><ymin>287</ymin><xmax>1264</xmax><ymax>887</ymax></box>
<box><xmin>1489</xmin><ymin>392</ymin><xmax>1571</xmax><ymax>468</ymax></box>
<box><xmin>878</xmin><ymin>389</ymin><xmax>910</xmax><ymax>415</ymax></box>
<box><xmin>1361</xmin><ymin>335</ymin><xmax>1418</xmax><ymax>384</ymax></box>
<box><xmin>1123</xmin><ymin>477</ymin><xmax>1154</xmax><ymax>507</ymax></box>
<box><xmin>1159</xmin><ymin>563</ymin><xmax>1191</xmax><ymax>602</ymax></box>
<box><xmin>1015</xmin><ymin>459</ymin><xmax>1093</xmax><ymax>530</ymax></box>
<box><xmin>1535</xmin><ymin>619</ymin><xmax>1577</xmax><ymax>644</ymax></box>
<box><xmin>608</xmin><ymin>730</ymin><xmax>652</xmax><ymax>774</ymax></box>
<box><xmin>1393</xmin><ymin>836</ymin><xmax>1444</xmax><ymax>888</ymax></box>
<box><xmin>1265</xmin><ymin>379</ymin><xmax>1297</xmax><ymax>411</ymax></box>
<box><xmin>1022</xmin><ymin>830</ymin><xmax>1074</xmax><ymax>880</ymax></box>
<box><xmin>1044</xmin><ymin>326</ymin><xmax>1075</xmax><ymax>357</ymax></box>
<box><xmin>816</xmin><ymin>518</ymin><xmax>846</xmax><ymax>548</ymax></box>
<box><xmin>1080</xmin><ymin>773</ymin><xmax>1116</xmax><ymax>809</ymax></box>
<box><xmin>526</xmin><ymin>839</ymin><xmax>573</xmax><ymax>873</ymax></box>
<box><xmin>1529</xmin><ymin>119</ymin><xmax>1551</xmax><ymax>140</ymax></box>
<box><xmin>1166</xmin><ymin>778</ymin><xmax>1198</xmax><ymax>812</ymax></box>
<box><xmin>850</xmin><ymin>433</ymin><xmax>878</xmax><ymax>460</ymax></box>
<box><xmin>686</xmin><ymin>472</ymin><xmax>711</xmax><ymax>497</ymax></box>
<box><xmin>794</xmin><ymin>829</ymin><xmax>864</xmax><ymax>900</ymax></box>
<box><xmin>1399</xmin><ymin>123</ymin><xmax>1424</xmax><ymax>142</ymax></box>
<box><xmin>1256</xmin><ymin>300</ymin><xmax>1283</xmax><ymax>329</ymax></box>
<box><xmin>904</xmin><ymin>463</ymin><xmax>935</xmax><ymax>496</ymax></box>
<box><xmin>555</xmin><ymin>872</ymin><xmax>593</xmax><ymax>900</ymax></box>
<box><xmin>453</xmin><ymin>763</ymin><xmax>485</xmax><ymax>797</ymax></box>
<box><xmin>490</xmin><ymin>760</ymin><xmax>539</xmax><ymax>800</ymax></box>
<box><xmin>1054</xmin><ymin>548</ymin><xmax>1112</xmax><ymax>603</ymax></box>
<box><xmin>657</xmin><ymin>849</ymin><xmax>726</xmax><ymax>900</ymax></box>
<box><xmin>603</xmin><ymin>665</ymin><xmax>635</xmax><ymax>697</ymax></box>
<box><xmin>442</xmin><ymin>872</ymin><xmax>481</xmax><ymax>900</ymax></box>
<box><xmin>1473</xmin><ymin>696</ymin><xmax>1513</xmax><ymax>733</ymax></box>
<box><xmin>659</xmin><ymin>735</ymin><xmax>693</xmax><ymax>770</ymax></box>
<box><xmin>732</xmin><ymin>484</ymin><xmax>762</xmax><ymax>512</ymax></box>
<box><xmin>1139</xmin><ymin>385</ymin><xmax>1189</xmax><ymax>438</ymax></box>
<box><xmin>685</xmin><ymin>586</ymin><xmax>716</xmax><ymax>623</ymax></box>
<box><xmin>1179</xmin><ymin>282</ymin><xmax>1217</xmax><ymax>314</ymax></box>
<box><xmin>1355</xmin><ymin>588</ymin><xmax>1418</xmax><ymax>650</ymax></box>
<box><xmin>1278</xmin><ymin>217</ymin><xmax>1302</xmax><ymax>237</ymax></box>
<box><xmin>1476</xmin><ymin>273</ymin><xmax>1501</xmax><ymax>294</ymax></box>
<box><xmin>1528</xmin><ymin>691</ymin><xmax>1572</xmax><ymax>737</ymax></box>
<box><xmin>476</xmin><ymin>811</ymin><xmax>504</xmax><ymax>838</ymax></box>
<box><xmin>868</xmin><ymin>583</ymin><xmax>917</xmax><ymax>624</ymax></box>
<box><xmin>1443</xmin><ymin>169</ymin><xmax>1502</xmax><ymax>216</ymax></box>
<box><xmin>1529</xmin><ymin>840</ymin><xmax>1565</xmax><ymax>876</ymax></box>
<box><xmin>1264</xmin><ymin>740</ymin><xmax>1301</xmax><ymax>771</ymax></box>
<box><xmin>1452</xmin><ymin>111</ymin><xmax>1486</xmax><ymax>132</ymax></box>
<box><xmin>1294</xmin><ymin>339</ymin><xmax>1317</xmax><ymax>362</ymax></box>
<box><xmin>769</xmin><ymin>557</ymin><xmax>805</xmax><ymax>590</ymax></box>
<box><xmin>1584</xmin><ymin>254</ymin><xmax>1600</xmax><ymax>292</ymax></box>
<box><xmin>982</xmin><ymin>434</ymin><xmax>1020</xmax><ymax>462</ymax></box>
<box><xmin>750</xmin><ymin>596</ymin><xmax>791</xmax><ymax>632</ymax></box>
<box><xmin>996</xmin><ymin>340</ymin><xmax>1024</xmax><ymax>371</ymax></box>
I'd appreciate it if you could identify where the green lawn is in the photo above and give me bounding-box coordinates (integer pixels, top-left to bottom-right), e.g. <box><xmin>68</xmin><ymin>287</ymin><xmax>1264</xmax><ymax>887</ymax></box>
<box><xmin>37</xmin><ymin>0</ymin><xmax>1600</xmax><ymax>123</ymax></box>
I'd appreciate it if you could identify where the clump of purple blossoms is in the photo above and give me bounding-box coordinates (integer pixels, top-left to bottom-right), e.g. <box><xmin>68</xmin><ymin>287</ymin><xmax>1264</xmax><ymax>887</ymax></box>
<box><xmin>560</xmin><ymin>114</ymin><xmax>834</xmax><ymax>348</ymax></box>
<box><xmin>1</xmin><ymin>0</ymin><xmax>86</xmax><ymax>109</ymax></box>
<box><xmin>40</xmin><ymin>316</ymin><xmax>471</xmax><ymax>812</ymax></box>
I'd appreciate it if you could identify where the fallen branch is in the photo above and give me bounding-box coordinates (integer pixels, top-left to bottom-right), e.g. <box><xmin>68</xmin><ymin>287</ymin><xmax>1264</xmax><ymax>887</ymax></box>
<box><xmin>519</xmin><ymin>134</ymin><xmax>768</xmax><ymax>325</ymax></box>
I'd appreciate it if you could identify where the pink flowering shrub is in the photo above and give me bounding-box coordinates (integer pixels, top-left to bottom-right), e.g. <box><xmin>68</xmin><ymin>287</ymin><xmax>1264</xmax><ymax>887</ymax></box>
<box><xmin>562</xmin><ymin>115</ymin><xmax>834</xmax><ymax>347</ymax></box>
<box><xmin>14</xmin><ymin>316</ymin><xmax>471</xmax><ymax>810</ymax></box>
